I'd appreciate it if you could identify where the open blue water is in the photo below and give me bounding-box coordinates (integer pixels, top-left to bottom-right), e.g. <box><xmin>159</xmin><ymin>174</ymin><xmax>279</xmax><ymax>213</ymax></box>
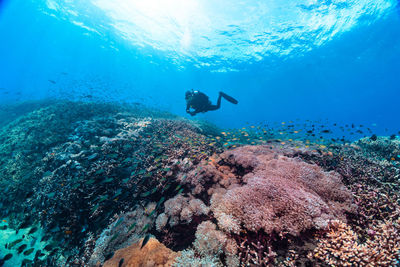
<box><xmin>1</xmin><ymin>0</ymin><xmax>400</xmax><ymax>133</ymax></box>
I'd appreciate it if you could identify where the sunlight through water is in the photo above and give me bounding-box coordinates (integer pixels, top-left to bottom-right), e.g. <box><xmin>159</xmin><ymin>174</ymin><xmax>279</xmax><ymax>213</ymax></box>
<box><xmin>39</xmin><ymin>0</ymin><xmax>398</xmax><ymax>70</ymax></box>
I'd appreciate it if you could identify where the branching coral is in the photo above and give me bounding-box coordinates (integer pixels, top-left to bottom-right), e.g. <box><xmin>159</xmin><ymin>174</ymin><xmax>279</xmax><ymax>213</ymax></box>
<box><xmin>208</xmin><ymin>146</ymin><xmax>356</xmax><ymax>236</ymax></box>
<box><xmin>311</xmin><ymin>219</ymin><xmax>400</xmax><ymax>266</ymax></box>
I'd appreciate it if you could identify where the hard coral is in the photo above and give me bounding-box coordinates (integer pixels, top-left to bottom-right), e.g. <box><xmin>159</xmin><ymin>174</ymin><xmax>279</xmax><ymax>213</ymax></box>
<box><xmin>103</xmin><ymin>237</ymin><xmax>178</xmax><ymax>267</ymax></box>
<box><xmin>207</xmin><ymin>145</ymin><xmax>356</xmax><ymax>236</ymax></box>
<box><xmin>311</xmin><ymin>219</ymin><xmax>400</xmax><ymax>266</ymax></box>
<box><xmin>156</xmin><ymin>194</ymin><xmax>209</xmax><ymax>229</ymax></box>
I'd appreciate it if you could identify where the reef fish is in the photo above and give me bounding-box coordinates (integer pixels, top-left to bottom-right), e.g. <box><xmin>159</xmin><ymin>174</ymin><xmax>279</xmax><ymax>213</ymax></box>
<box><xmin>141</xmin><ymin>234</ymin><xmax>151</xmax><ymax>249</ymax></box>
<box><xmin>23</xmin><ymin>247</ymin><xmax>35</xmax><ymax>256</ymax></box>
<box><xmin>17</xmin><ymin>244</ymin><xmax>27</xmax><ymax>254</ymax></box>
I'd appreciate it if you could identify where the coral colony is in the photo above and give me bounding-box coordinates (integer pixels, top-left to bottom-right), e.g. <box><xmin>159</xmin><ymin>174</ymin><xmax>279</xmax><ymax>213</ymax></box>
<box><xmin>0</xmin><ymin>101</ymin><xmax>399</xmax><ymax>266</ymax></box>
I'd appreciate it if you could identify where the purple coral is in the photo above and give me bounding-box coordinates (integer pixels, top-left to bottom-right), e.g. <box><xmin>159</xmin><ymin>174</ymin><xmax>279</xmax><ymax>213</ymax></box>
<box><xmin>206</xmin><ymin>146</ymin><xmax>357</xmax><ymax>236</ymax></box>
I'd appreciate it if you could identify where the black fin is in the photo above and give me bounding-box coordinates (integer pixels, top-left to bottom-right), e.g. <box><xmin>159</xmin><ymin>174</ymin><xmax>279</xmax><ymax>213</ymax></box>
<box><xmin>220</xmin><ymin>92</ymin><xmax>238</xmax><ymax>104</ymax></box>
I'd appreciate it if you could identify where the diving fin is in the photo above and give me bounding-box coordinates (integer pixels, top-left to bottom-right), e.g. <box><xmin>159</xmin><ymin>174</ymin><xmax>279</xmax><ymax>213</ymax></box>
<box><xmin>220</xmin><ymin>92</ymin><xmax>238</xmax><ymax>104</ymax></box>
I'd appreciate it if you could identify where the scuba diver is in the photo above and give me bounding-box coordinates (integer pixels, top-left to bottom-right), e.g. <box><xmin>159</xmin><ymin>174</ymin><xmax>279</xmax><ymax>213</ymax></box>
<box><xmin>185</xmin><ymin>89</ymin><xmax>238</xmax><ymax>116</ymax></box>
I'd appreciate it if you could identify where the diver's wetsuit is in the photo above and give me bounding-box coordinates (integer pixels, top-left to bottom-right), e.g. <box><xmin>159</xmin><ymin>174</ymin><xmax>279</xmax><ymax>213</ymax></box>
<box><xmin>185</xmin><ymin>90</ymin><xmax>238</xmax><ymax>116</ymax></box>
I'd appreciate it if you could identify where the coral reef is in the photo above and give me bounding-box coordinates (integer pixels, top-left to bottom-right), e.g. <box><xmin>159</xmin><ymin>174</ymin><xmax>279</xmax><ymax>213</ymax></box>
<box><xmin>187</xmin><ymin>146</ymin><xmax>355</xmax><ymax>236</ymax></box>
<box><xmin>1</xmin><ymin>101</ymin><xmax>399</xmax><ymax>266</ymax></box>
<box><xmin>310</xmin><ymin>219</ymin><xmax>400</xmax><ymax>266</ymax></box>
<box><xmin>103</xmin><ymin>237</ymin><xmax>178</xmax><ymax>267</ymax></box>
<box><xmin>156</xmin><ymin>194</ymin><xmax>209</xmax><ymax>229</ymax></box>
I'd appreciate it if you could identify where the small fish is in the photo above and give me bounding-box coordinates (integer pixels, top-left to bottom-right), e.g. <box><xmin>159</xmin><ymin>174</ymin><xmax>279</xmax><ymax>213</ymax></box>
<box><xmin>18</xmin><ymin>220</ymin><xmax>30</xmax><ymax>230</ymax></box>
<box><xmin>17</xmin><ymin>244</ymin><xmax>28</xmax><ymax>254</ymax></box>
<box><xmin>8</xmin><ymin>238</ymin><xmax>23</xmax><ymax>249</ymax></box>
<box><xmin>140</xmin><ymin>191</ymin><xmax>151</xmax><ymax>197</ymax></box>
<box><xmin>110</xmin><ymin>233</ymin><xmax>119</xmax><ymax>243</ymax></box>
<box><xmin>0</xmin><ymin>225</ymin><xmax>7</xmax><ymax>230</ymax></box>
<box><xmin>28</xmin><ymin>226</ymin><xmax>38</xmax><ymax>235</ymax></box>
<box><xmin>142</xmin><ymin>223</ymin><xmax>150</xmax><ymax>232</ymax></box>
<box><xmin>127</xmin><ymin>222</ymin><xmax>137</xmax><ymax>232</ymax></box>
<box><xmin>34</xmin><ymin>250</ymin><xmax>43</xmax><ymax>259</ymax></box>
<box><xmin>118</xmin><ymin>258</ymin><xmax>124</xmax><ymax>267</ymax></box>
<box><xmin>23</xmin><ymin>247</ymin><xmax>35</xmax><ymax>256</ymax></box>
<box><xmin>141</xmin><ymin>234</ymin><xmax>151</xmax><ymax>249</ymax></box>
<box><xmin>44</xmin><ymin>244</ymin><xmax>54</xmax><ymax>251</ymax></box>
<box><xmin>21</xmin><ymin>259</ymin><xmax>33</xmax><ymax>266</ymax></box>
<box><xmin>102</xmin><ymin>178</ymin><xmax>114</xmax><ymax>183</ymax></box>
<box><xmin>2</xmin><ymin>253</ymin><xmax>12</xmax><ymax>261</ymax></box>
<box><xmin>114</xmin><ymin>217</ymin><xmax>124</xmax><ymax>228</ymax></box>
<box><xmin>48</xmin><ymin>80</ymin><xmax>56</xmax><ymax>84</ymax></box>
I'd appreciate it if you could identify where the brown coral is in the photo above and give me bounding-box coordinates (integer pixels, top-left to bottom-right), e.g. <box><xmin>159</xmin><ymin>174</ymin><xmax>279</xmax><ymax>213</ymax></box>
<box><xmin>311</xmin><ymin>219</ymin><xmax>400</xmax><ymax>266</ymax></box>
<box><xmin>103</xmin><ymin>237</ymin><xmax>179</xmax><ymax>267</ymax></box>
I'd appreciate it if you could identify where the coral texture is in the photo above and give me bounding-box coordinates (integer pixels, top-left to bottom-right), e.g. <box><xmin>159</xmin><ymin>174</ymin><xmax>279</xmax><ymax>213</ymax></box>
<box><xmin>311</xmin><ymin>219</ymin><xmax>400</xmax><ymax>266</ymax></box>
<box><xmin>173</xmin><ymin>221</ymin><xmax>238</xmax><ymax>267</ymax></box>
<box><xmin>199</xmin><ymin>145</ymin><xmax>355</xmax><ymax>236</ymax></box>
<box><xmin>103</xmin><ymin>237</ymin><xmax>178</xmax><ymax>267</ymax></box>
<box><xmin>156</xmin><ymin>194</ymin><xmax>209</xmax><ymax>229</ymax></box>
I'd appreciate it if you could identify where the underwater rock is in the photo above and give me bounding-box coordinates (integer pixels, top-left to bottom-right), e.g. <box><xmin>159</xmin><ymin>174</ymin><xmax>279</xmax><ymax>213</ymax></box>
<box><xmin>102</xmin><ymin>237</ymin><xmax>178</xmax><ymax>267</ymax></box>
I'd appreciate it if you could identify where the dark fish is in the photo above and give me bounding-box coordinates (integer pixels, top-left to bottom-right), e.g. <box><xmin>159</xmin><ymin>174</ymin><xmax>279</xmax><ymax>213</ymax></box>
<box><xmin>23</xmin><ymin>247</ymin><xmax>35</xmax><ymax>256</ymax></box>
<box><xmin>34</xmin><ymin>250</ymin><xmax>43</xmax><ymax>259</ymax></box>
<box><xmin>28</xmin><ymin>227</ymin><xmax>38</xmax><ymax>235</ymax></box>
<box><xmin>141</xmin><ymin>234</ymin><xmax>151</xmax><ymax>249</ymax></box>
<box><xmin>104</xmin><ymin>251</ymin><xmax>114</xmax><ymax>261</ymax></box>
<box><xmin>18</xmin><ymin>220</ymin><xmax>30</xmax><ymax>230</ymax></box>
<box><xmin>118</xmin><ymin>258</ymin><xmax>124</xmax><ymax>267</ymax></box>
<box><xmin>114</xmin><ymin>217</ymin><xmax>124</xmax><ymax>228</ymax></box>
<box><xmin>8</xmin><ymin>238</ymin><xmax>23</xmax><ymax>249</ymax></box>
<box><xmin>25</xmin><ymin>191</ymin><xmax>34</xmax><ymax>198</ymax></box>
<box><xmin>127</xmin><ymin>222</ymin><xmax>137</xmax><ymax>232</ymax></box>
<box><xmin>43</xmin><ymin>244</ymin><xmax>54</xmax><ymax>251</ymax></box>
<box><xmin>17</xmin><ymin>244</ymin><xmax>28</xmax><ymax>254</ymax></box>
<box><xmin>142</xmin><ymin>223</ymin><xmax>150</xmax><ymax>232</ymax></box>
<box><xmin>370</xmin><ymin>134</ymin><xmax>377</xmax><ymax>141</ymax></box>
<box><xmin>110</xmin><ymin>233</ymin><xmax>119</xmax><ymax>243</ymax></box>
<box><xmin>0</xmin><ymin>225</ymin><xmax>7</xmax><ymax>230</ymax></box>
<box><xmin>48</xmin><ymin>80</ymin><xmax>56</xmax><ymax>84</ymax></box>
<box><xmin>321</xmin><ymin>130</ymin><xmax>331</xmax><ymax>133</ymax></box>
<box><xmin>390</xmin><ymin>134</ymin><xmax>396</xmax><ymax>140</ymax></box>
<box><xmin>40</xmin><ymin>235</ymin><xmax>50</xmax><ymax>242</ymax></box>
<box><xmin>2</xmin><ymin>253</ymin><xmax>12</xmax><ymax>261</ymax></box>
<box><xmin>21</xmin><ymin>259</ymin><xmax>33</xmax><ymax>266</ymax></box>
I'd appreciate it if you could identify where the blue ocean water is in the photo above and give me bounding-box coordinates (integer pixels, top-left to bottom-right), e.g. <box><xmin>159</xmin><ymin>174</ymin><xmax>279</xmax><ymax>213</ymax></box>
<box><xmin>0</xmin><ymin>0</ymin><xmax>400</xmax><ymax>134</ymax></box>
<box><xmin>1</xmin><ymin>1</ymin><xmax>400</xmax><ymax>266</ymax></box>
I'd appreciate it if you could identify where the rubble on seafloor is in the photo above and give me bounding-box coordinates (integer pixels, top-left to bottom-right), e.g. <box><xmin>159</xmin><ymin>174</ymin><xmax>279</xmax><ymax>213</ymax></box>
<box><xmin>0</xmin><ymin>100</ymin><xmax>399</xmax><ymax>267</ymax></box>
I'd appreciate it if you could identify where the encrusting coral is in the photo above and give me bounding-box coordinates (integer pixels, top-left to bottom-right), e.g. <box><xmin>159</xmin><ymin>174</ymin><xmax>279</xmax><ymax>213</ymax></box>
<box><xmin>103</xmin><ymin>237</ymin><xmax>179</xmax><ymax>267</ymax></box>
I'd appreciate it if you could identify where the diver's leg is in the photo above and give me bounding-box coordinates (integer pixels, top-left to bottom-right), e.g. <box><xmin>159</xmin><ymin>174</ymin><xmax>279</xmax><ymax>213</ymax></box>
<box><xmin>207</xmin><ymin>93</ymin><xmax>222</xmax><ymax>111</ymax></box>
